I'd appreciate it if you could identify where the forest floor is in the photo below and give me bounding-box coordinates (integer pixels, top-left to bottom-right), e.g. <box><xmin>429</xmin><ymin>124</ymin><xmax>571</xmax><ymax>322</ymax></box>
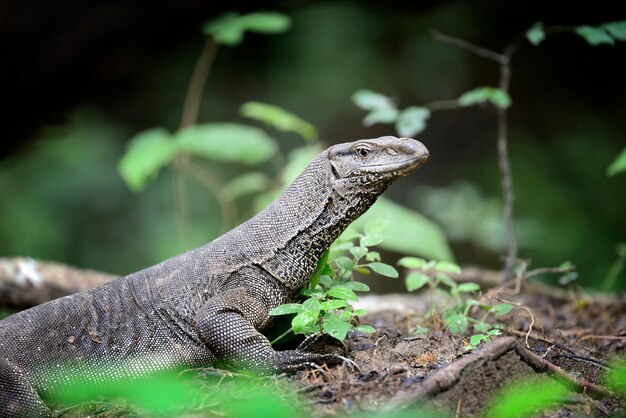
<box><xmin>54</xmin><ymin>271</ymin><xmax>625</xmax><ymax>418</ymax></box>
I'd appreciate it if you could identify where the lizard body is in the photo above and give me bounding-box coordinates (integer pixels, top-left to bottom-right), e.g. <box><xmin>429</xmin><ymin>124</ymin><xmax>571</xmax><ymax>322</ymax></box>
<box><xmin>0</xmin><ymin>136</ymin><xmax>428</xmax><ymax>416</ymax></box>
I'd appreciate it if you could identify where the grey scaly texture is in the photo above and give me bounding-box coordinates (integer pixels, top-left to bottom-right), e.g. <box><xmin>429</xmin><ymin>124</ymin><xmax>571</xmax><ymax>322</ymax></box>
<box><xmin>0</xmin><ymin>136</ymin><xmax>429</xmax><ymax>417</ymax></box>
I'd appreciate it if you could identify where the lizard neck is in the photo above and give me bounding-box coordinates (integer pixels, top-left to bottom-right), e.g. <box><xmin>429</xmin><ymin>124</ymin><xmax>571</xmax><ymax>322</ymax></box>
<box><xmin>254</xmin><ymin>153</ymin><xmax>388</xmax><ymax>289</ymax></box>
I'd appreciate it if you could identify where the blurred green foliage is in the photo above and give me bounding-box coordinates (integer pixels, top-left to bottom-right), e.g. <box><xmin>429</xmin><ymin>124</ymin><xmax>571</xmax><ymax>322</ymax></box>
<box><xmin>47</xmin><ymin>361</ymin><xmax>302</xmax><ymax>416</ymax></box>
<box><xmin>485</xmin><ymin>377</ymin><xmax>571</xmax><ymax>418</ymax></box>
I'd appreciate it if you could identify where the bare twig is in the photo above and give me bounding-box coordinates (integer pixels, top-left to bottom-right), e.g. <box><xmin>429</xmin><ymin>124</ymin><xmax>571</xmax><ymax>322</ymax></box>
<box><xmin>431</xmin><ymin>29</ymin><xmax>524</xmax><ymax>281</ymax></box>
<box><xmin>173</xmin><ymin>38</ymin><xmax>219</xmax><ymax>248</ymax></box>
<box><xmin>423</xmin><ymin>99</ymin><xmax>462</xmax><ymax>111</ymax></box>
<box><xmin>180</xmin><ymin>38</ymin><xmax>218</xmax><ymax>129</ymax></box>
<box><xmin>430</xmin><ymin>30</ymin><xmax>506</xmax><ymax>64</ymax></box>
<box><xmin>577</xmin><ymin>334</ymin><xmax>626</xmax><ymax>344</ymax></box>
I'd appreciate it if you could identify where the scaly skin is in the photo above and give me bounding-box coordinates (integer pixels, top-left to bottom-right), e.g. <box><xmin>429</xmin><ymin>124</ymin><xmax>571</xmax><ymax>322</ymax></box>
<box><xmin>0</xmin><ymin>136</ymin><xmax>429</xmax><ymax>417</ymax></box>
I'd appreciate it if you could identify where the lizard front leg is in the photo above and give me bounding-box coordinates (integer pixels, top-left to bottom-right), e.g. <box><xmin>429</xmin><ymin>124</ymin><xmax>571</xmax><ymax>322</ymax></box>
<box><xmin>194</xmin><ymin>289</ymin><xmax>344</xmax><ymax>373</ymax></box>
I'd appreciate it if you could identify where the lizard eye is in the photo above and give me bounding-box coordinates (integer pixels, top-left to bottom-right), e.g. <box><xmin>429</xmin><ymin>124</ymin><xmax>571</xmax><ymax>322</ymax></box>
<box><xmin>356</xmin><ymin>147</ymin><xmax>370</xmax><ymax>158</ymax></box>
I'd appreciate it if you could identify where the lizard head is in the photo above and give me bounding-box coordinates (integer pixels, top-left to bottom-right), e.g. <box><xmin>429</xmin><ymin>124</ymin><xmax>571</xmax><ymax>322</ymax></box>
<box><xmin>328</xmin><ymin>136</ymin><xmax>429</xmax><ymax>189</ymax></box>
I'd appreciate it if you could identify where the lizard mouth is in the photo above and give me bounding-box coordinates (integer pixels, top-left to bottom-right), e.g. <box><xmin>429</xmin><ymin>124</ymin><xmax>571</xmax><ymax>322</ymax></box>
<box><xmin>365</xmin><ymin>153</ymin><xmax>429</xmax><ymax>174</ymax></box>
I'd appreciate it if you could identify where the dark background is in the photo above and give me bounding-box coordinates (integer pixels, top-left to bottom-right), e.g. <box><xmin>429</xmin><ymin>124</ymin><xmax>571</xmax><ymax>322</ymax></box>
<box><xmin>1</xmin><ymin>0</ymin><xmax>625</xmax><ymax>290</ymax></box>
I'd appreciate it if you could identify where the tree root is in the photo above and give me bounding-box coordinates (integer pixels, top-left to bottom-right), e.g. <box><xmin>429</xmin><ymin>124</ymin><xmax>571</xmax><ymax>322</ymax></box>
<box><xmin>387</xmin><ymin>336</ymin><xmax>612</xmax><ymax>410</ymax></box>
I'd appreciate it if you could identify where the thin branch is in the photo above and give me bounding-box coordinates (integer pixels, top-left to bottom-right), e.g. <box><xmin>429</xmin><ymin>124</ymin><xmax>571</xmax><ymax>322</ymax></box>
<box><xmin>423</xmin><ymin>99</ymin><xmax>462</xmax><ymax>111</ymax></box>
<box><xmin>430</xmin><ymin>29</ymin><xmax>506</xmax><ymax>64</ymax></box>
<box><xmin>497</xmin><ymin>46</ymin><xmax>517</xmax><ymax>281</ymax></box>
<box><xmin>432</xmin><ymin>28</ymin><xmax>521</xmax><ymax>281</ymax></box>
<box><xmin>173</xmin><ymin>38</ymin><xmax>219</xmax><ymax>248</ymax></box>
<box><xmin>525</xmin><ymin>264</ymin><xmax>576</xmax><ymax>279</ymax></box>
<box><xmin>180</xmin><ymin>38</ymin><xmax>218</xmax><ymax>129</ymax></box>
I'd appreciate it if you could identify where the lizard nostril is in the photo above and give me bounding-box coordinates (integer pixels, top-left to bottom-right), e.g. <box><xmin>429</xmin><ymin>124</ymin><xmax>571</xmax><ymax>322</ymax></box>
<box><xmin>386</xmin><ymin>148</ymin><xmax>398</xmax><ymax>155</ymax></box>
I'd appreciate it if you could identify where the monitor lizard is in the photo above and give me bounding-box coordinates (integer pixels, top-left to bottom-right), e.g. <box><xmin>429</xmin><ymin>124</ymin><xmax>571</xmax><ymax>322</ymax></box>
<box><xmin>0</xmin><ymin>136</ymin><xmax>429</xmax><ymax>416</ymax></box>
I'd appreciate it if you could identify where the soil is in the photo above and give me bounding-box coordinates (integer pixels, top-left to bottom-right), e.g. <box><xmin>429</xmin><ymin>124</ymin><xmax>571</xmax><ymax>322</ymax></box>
<box><xmin>57</xmin><ymin>277</ymin><xmax>625</xmax><ymax>417</ymax></box>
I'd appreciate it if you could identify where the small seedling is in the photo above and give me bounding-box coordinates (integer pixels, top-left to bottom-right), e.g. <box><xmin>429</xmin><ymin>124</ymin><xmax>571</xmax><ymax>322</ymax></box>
<box><xmin>398</xmin><ymin>256</ymin><xmax>513</xmax><ymax>338</ymax></box>
<box><xmin>464</xmin><ymin>329</ymin><xmax>502</xmax><ymax>351</ymax></box>
<box><xmin>270</xmin><ymin>220</ymin><xmax>398</xmax><ymax>342</ymax></box>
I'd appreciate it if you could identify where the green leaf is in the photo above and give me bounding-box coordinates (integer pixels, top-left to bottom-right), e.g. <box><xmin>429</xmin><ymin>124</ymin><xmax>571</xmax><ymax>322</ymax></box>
<box><xmin>489</xmin><ymin>89</ymin><xmax>512</xmax><ymax>108</ymax></box>
<box><xmin>347</xmin><ymin>197</ymin><xmax>453</xmax><ymax>261</ymax></box>
<box><xmin>302</xmin><ymin>298</ymin><xmax>321</xmax><ymax>315</ymax></box>
<box><xmin>406</xmin><ymin>272</ymin><xmax>430</xmax><ymax>291</ymax></box>
<box><xmin>343</xmin><ymin>281</ymin><xmax>370</xmax><ymax>292</ymax></box>
<box><xmin>270</xmin><ymin>303</ymin><xmax>303</xmax><ymax>316</ymax></box>
<box><xmin>224</xmin><ymin>172</ymin><xmax>271</xmax><ymax>199</ymax></box>
<box><xmin>526</xmin><ymin>22</ymin><xmax>545</xmax><ymax>46</ymax></box>
<box><xmin>300</xmin><ymin>288</ymin><xmax>323</xmax><ymax>298</ymax></box>
<box><xmin>176</xmin><ymin>123</ymin><xmax>277</xmax><ymax>165</ymax></box>
<box><xmin>490</xmin><ymin>303</ymin><xmax>514</xmax><ymax>316</ymax></box>
<box><xmin>318</xmin><ymin>275</ymin><xmax>333</xmax><ymax>288</ymax></box>
<box><xmin>364</xmin><ymin>218</ymin><xmax>390</xmax><ymax>235</ymax></box>
<box><xmin>436</xmin><ymin>273</ymin><xmax>457</xmax><ymax>289</ymax></box>
<box><xmin>291</xmin><ymin>311</ymin><xmax>320</xmax><ymax>334</ymax></box>
<box><xmin>360</xmin><ymin>233</ymin><xmax>384</xmax><ymax>247</ymax></box>
<box><xmin>310</xmin><ymin>250</ymin><xmax>330</xmax><ymax>290</ymax></box>
<box><xmin>354</xmin><ymin>308</ymin><xmax>367</xmax><ymax>316</ymax></box>
<box><xmin>412</xmin><ymin>325</ymin><xmax>430</xmax><ymax>334</ymax></box>
<box><xmin>603</xmin><ymin>21</ymin><xmax>626</xmax><ymax>41</ymax></box>
<box><xmin>351</xmin><ymin>89</ymin><xmax>394</xmax><ymax>110</ymax></box>
<box><xmin>575</xmin><ymin>25</ymin><xmax>614</xmax><ymax>46</ymax></box>
<box><xmin>365</xmin><ymin>251</ymin><xmax>381</xmax><ymax>262</ymax></box>
<box><xmin>326</xmin><ymin>286</ymin><xmax>359</xmax><ymax>302</ymax></box>
<box><xmin>435</xmin><ymin>261</ymin><xmax>462</xmax><ymax>274</ymax></box>
<box><xmin>118</xmin><ymin>128</ymin><xmax>176</xmax><ymax>192</ymax></box>
<box><xmin>395</xmin><ymin>107</ymin><xmax>430</xmax><ymax>137</ymax></box>
<box><xmin>335</xmin><ymin>256</ymin><xmax>355</xmax><ymax>271</ymax></box>
<box><xmin>470</xmin><ymin>334</ymin><xmax>486</xmax><ymax>346</ymax></box>
<box><xmin>488</xmin><ymin>329</ymin><xmax>502</xmax><ymax>336</ymax></box>
<box><xmin>330</xmin><ymin>241</ymin><xmax>355</xmax><ymax>252</ymax></box>
<box><xmin>458</xmin><ymin>87</ymin><xmax>491</xmax><ymax>106</ymax></box>
<box><xmin>398</xmin><ymin>256</ymin><xmax>428</xmax><ymax>269</ymax></box>
<box><xmin>203</xmin><ymin>12</ymin><xmax>291</xmax><ymax>46</ymax></box>
<box><xmin>363</xmin><ymin>107</ymin><xmax>399</xmax><ymax>127</ymax></box>
<box><xmin>605</xmin><ymin>359</ymin><xmax>626</xmax><ymax>393</ymax></box>
<box><xmin>349</xmin><ymin>246</ymin><xmax>368</xmax><ymax>260</ymax></box>
<box><xmin>457</xmin><ymin>282</ymin><xmax>480</xmax><ymax>293</ymax></box>
<box><xmin>445</xmin><ymin>314</ymin><xmax>468</xmax><ymax>333</ymax></box>
<box><xmin>320</xmin><ymin>299</ymin><xmax>349</xmax><ymax>311</ymax></box>
<box><xmin>322</xmin><ymin>318</ymin><xmax>352</xmax><ymax>341</ymax></box>
<box><xmin>354</xmin><ymin>324</ymin><xmax>376</xmax><ymax>334</ymax></box>
<box><xmin>240</xmin><ymin>101</ymin><xmax>317</xmax><ymax>141</ymax></box>
<box><xmin>474</xmin><ymin>322</ymin><xmax>490</xmax><ymax>333</ymax></box>
<box><xmin>458</xmin><ymin>87</ymin><xmax>511</xmax><ymax>109</ymax></box>
<box><xmin>485</xmin><ymin>378</ymin><xmax>570</xmax><ymax>418</ymax></box>
<box><xmin>368</xmin><ymin>262</ymin><xmax>399</xmax><ymax>278</ymax></box>
<box><xmin>607</xmin><ymin>146</ymin><xmax>626</xmax><ymax>176</ymax></box>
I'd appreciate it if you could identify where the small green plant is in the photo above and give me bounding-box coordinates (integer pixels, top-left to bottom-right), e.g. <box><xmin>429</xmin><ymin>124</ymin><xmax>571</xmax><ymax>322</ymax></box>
<box><xmin>270</xmin><ymin>220</ymin><xmax>398</xmax><ymax>342</ymax></box>
<box><xmin>397</xmin><ymin>256</ymin><xmax>513</xmax><ymax>346</ymax></box>
<box><xmin>464</xmin><ymin>329</ymin><xmax>502</xmax><ymax>351</ymax></box>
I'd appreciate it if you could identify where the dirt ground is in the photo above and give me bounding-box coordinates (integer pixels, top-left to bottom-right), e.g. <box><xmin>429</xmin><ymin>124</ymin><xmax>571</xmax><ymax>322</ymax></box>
<box><xmin>292</xmin><ymin>279</ymin><xmax>626</xmax><ymax>417</ymax></box>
